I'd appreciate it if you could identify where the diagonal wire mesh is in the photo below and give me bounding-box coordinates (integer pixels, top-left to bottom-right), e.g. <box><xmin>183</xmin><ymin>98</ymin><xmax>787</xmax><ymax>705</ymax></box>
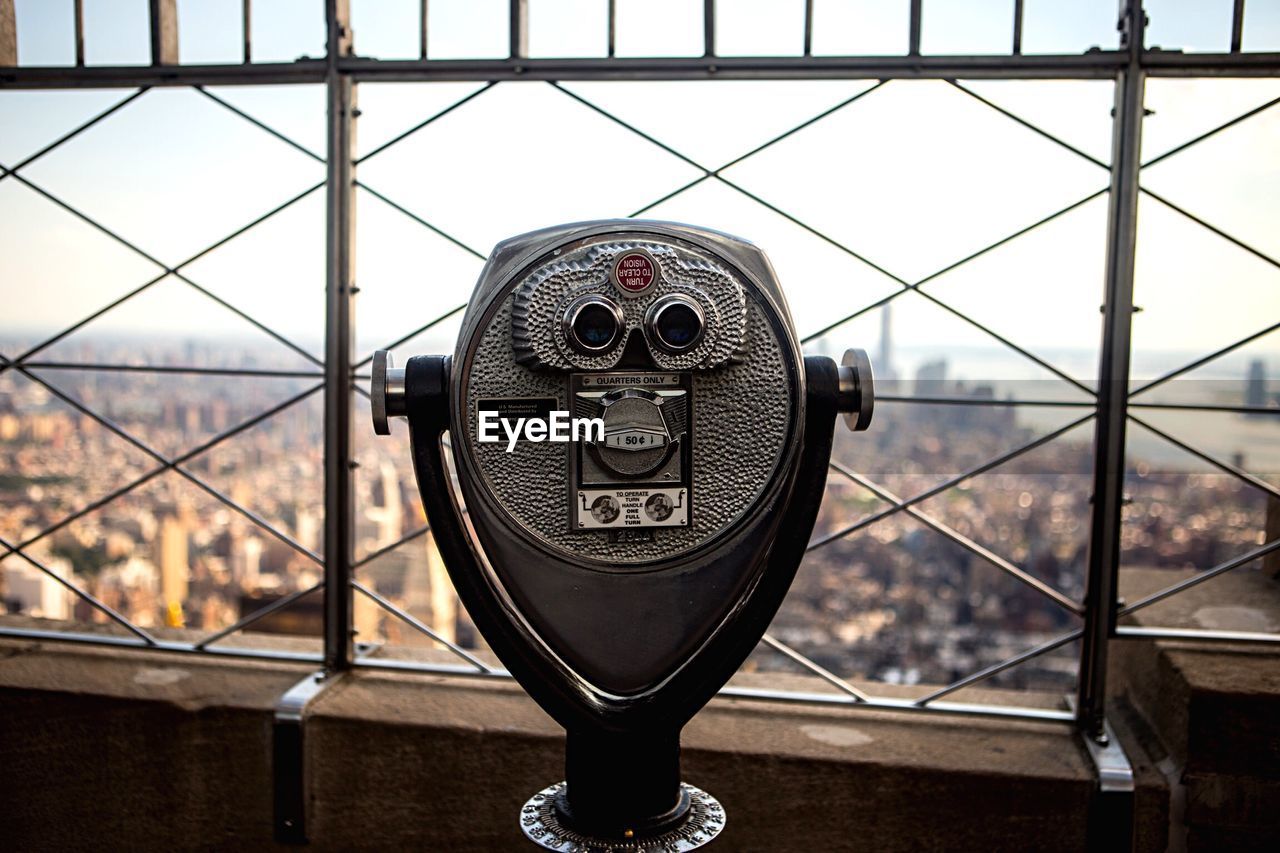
<box><xmin>192</xmin><ymin>78</ymin><xmax>1114</xmax><ymax>700</ymax></box>
<box><xmin>2</xmin><ymin>3</ymin><xmax>1277</xmax><ymax>717</ymax></box>
<box><xmin>0</xmin><ymin>86</ymin><xmax>336</xmax><ymax>649</ymax></box>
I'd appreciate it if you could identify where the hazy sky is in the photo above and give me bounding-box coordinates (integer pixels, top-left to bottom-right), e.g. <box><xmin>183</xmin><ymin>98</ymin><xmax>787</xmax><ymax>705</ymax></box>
<box><xmin>2</xmin><ymin>0</ymin><xmax>1279</xmax><ymax>386</ymax></box>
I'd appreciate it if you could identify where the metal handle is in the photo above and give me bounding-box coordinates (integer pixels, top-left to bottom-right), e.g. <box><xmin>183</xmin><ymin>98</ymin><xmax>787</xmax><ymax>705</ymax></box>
<box><xmin>836</xmin><ymin>348</ymin><xmax>874</xmax><ymax>432</ymax></box>
<box><xmin>371</xmin><ymin>350</ymin><xmax>406</xmax><ymax>436</ymax></box>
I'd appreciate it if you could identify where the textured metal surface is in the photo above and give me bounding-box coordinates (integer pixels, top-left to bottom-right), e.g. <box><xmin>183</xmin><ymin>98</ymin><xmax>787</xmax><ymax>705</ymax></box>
<box><xmin>520</xmin><ymin>782</ymin><xmax>725</xmax><ymax>852</ymax></box>
<box><xmin>461</xmin><ymin>235</ymin><xmax>793</xmax><ymax>564</ymax></box>
<box><xmin>511</xmin><ymin>241</ymin><xmax>746</xmax><ymax>372</ymax></box>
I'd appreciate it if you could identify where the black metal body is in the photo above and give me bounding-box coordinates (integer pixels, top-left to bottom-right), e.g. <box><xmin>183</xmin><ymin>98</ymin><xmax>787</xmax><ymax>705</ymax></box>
<box><xmin>402</xmin><ymin>352</ymin><xmax>839</xmax><ymax>835</ymax></box>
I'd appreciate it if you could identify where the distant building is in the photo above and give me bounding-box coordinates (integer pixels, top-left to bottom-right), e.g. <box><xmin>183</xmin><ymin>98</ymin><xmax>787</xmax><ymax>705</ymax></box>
<box><xmin>915</xmin><ymin>358</ymin><xmax>949</xmax><ymax>395</ymax></box>
<box><xmin>159</xmin><ymin>515</ymin><xmax>189</xmax><ymax>626</ymax></box>
<box><xmin>3</xmin><ymin>556</ymin><xmax>71</xmax><ymax>620</ymax></box>
<box><xmin>879</xmin><ymin>303</ymin><xmax>895</xmax><ymax>381</ymax></box>
<box><xmin>1245</xmin><ymin>359</ymin><xmax>1267</xmax><ymax>409</ymax></box>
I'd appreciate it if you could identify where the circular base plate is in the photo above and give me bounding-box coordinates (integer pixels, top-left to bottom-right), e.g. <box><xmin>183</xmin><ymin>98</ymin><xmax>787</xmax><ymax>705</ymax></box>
<box><xmin>519</xmin><ymin>781</ymin><xmax>725</xmax><ymax>852</ymax></box>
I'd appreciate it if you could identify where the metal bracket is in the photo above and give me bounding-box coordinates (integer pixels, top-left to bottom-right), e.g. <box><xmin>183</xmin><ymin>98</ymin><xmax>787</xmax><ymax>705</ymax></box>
<box><xmin>274</xmin><ymin>669</ymin><xmax>342</xmax><ymax>844</ymax></box>
<box><xmin>1067</xmin><ymin>697</ymin><xmax>1135</xmax><ymax>852</ymax></box>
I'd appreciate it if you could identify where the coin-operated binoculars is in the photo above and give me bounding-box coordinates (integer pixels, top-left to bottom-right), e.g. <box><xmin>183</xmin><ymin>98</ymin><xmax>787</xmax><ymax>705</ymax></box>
<box><xmin>371</xmin><ymin>220</ymin><xmax>873</xmax><ymax>850</ymax></box>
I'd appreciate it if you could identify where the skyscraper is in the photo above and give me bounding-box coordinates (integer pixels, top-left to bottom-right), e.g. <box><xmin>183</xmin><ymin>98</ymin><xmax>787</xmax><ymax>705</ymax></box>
<box><xmin>879</xmin><ymin>303</ymin><xmax>895</xmax><ymax>381</ymax></box>
<box><xmin>1246</xmin><ymin>359</ymin><xmax>1267</xmax><ymax>410</ymax></box>
<box><xmin>159</xmin><ymin>515</ymin><xmax>189</xmax><ymax>627</ymax></box>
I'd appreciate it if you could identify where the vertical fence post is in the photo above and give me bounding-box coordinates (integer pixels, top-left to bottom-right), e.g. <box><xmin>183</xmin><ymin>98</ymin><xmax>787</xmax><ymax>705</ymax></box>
<box><xmin>1</xmin><ymin>0</ymin><xmax>17</xmax><ymax>67</ymax></box>
<box><xmin>908</xmin><ymin>0</ymin><xmax>922</xmax><ymax>56</ymax></box>
<box><xmin>324</xmin><ymin>0</ymin><xmax>356</xmax><ymax>672</ymax></box>
<box><xmin>703</xmin><ymin>0</ymin><xmax>715</xmax><ymax>58</ymax></box>
<box><xmin>1078</xmin><ymin>0</ymin><xmax>1146</xmax><ymax>743</ymax></box>
<box><xmin>242</xmin><ymin>0</ymin><xmax>252</xmax><ymax>64</ymax></box>
<box><xmin>148</xmin><ymin>0</ymin><xmax>179</xmax><ymax>65</ymax></box>
<box><xmin>510</xmin><ymin>0</ymin><xmax>527</xmax><ymax>59</ymax></box>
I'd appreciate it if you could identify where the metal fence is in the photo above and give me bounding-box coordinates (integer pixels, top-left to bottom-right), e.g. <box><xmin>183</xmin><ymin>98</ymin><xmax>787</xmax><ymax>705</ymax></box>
<box><xmin>2</xmin><ymin>0</ymin><xmax>1279</xmax><ymax>834</ymax></box>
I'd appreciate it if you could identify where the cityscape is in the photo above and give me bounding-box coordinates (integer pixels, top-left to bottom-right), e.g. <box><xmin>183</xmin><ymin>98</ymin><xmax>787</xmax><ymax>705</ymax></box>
<box><xmin>1</xmin><ymin>325</ymin><xmax>1276</xmax><ymax>698</ymax></box>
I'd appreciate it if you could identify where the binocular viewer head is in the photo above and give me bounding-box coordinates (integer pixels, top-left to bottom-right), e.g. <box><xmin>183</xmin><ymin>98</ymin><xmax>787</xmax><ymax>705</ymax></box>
<box><xmin>371</xmin><ymin>220</ymin><xmax>873</xmax><ymax>848</ymax></box>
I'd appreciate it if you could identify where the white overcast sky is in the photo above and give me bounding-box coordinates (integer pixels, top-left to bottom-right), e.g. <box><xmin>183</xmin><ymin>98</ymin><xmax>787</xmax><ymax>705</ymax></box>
<box><xmin>1</xmin><ymin>0</ymin><xmax>1279</xmax><ymax>385</ymax></box>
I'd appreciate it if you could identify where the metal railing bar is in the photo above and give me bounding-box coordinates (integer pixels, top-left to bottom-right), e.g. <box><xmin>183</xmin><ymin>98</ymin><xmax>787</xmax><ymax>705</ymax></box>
<box><xmin>194</xmin><ymin>581</ymin><xmax>324</xmax><ymax>649</ymax></box>
<box><xmin>0</xmin><ymin>62</ymin><xmax>329</xmax><ymax>90</ymax></box>
<box><xmin>242</xmin><ymin>0</ymin><xmax>252</xmax><ymax>64</ymax></box>
<box><xmin>196</xmin><ymin>86</ymin><xmax>325</xmax><ymax>162</ymax></box>
<box><xmin>354</xmin><ymin>181</ymin><xmax>486</xmax><ymax>259</ymax></box>
<box><xmin>800</xmin><ymin>187</ymin><xmax>1108</xmax><ymax>344</ymax></box>
<box><xmin>808</xmin><ymin>412</ymin><xmax>1095</xmax><ymax>551</ymax></box>
<box><xmin>759</xmin><ymin>633</ymin><xmax>871</xmax><ymax>701</ymax></box>
<box><xmin>349</xmin><ymin>654</ymin><xmax>1076</xmax><ymax>721</ymax></box>
<box><xmin>947</xmin><ymin>80</ymin><xmax>1110</xmax><ymax>170</ymax></box>
<box><xmin>1</xmin><ymin>382</ymin><xmax>325</xmax><ymax>559</ymax></box>
<box><xmin>1118</xmin><ymin>625</ymin><xmax>1279</xmax><ymax>644</ymax></box>
<box><xmin>333</xmin><ymin>53</ymin><xmax>1130</xmax><ymax>84</ymax></box>
<box><xmin>703</xmin><ymin>0</ymin><xmax>715</xmax><ymax>58</ymax></box>
<box><xmin>803</xmin><ymin>0</ymin><xmax>814</xmax><ymax>57</ymax></box>
<box><xmin>1117</xmin><ymin>537</ymin><xmax>1280</xmax><ymax>618</ymax></box>
<box><xmin>1012</xmin><ymin>0</ymin><xmax>1024</xmax><ymax>56</ymax></box>
<box><xmin>606</xmin><ymin>0</ymin><xmax>616</xmax><ymax>58</ymax></box>
<box><xmin>510</xmin><ymin>0</ymin><xmax>528</xmax><ymax>60</ymax></box>
<box><xmin>828</xmin><ymin>460</ymin><xmax>1083</xmax><ymax>613</ymax></box>
<box><xmin>714</xmin><ymin>80</ymin><xmax>888</xmax><ymax>173</ymax></box>
<box><xmin>1140</xmin><ymin>186</ymin><xmax>1280</xmax><ymax>272</ymax></box>
<box><xmin>21</xmin><ymin>361</ymin><xmax>325</xmax><ymax>378</ymax></box>
<box><xmin>722</xmin><ymin>685</ymin><xmax>1075</xmax><ymax>722</ymax></box>
<box><xmin>353</xmin><ymin>655</ymin><xmax>508</xmax><ymax>677</ymax></box>
<box><xmin>353</xmin><ymin>303</ymin><xmax>467</xmax><ymax>369</ymax></box>
<box><xmin>1129</xmin><ymin>400</ymin><xmax>1280</xmax><ymax>416</ymax></box>
<box><xmin>419</xmin><ymin>0</ymin><xmax>428</xmax><ymax>60</ymax></box>
<box><xmin>1127</xmin><ymin>413</ymin><xmax>1280</xmax><ymax>500</ymax></box>
<box><xmin>353</xmin><ymin>525</ymin><xmax>431</xmax><ymax>569</ymax></box>
<box><xmin>1129</xmin><ymin>319</ymin><xmax>1280</xmax><ymax>398</ymax></box>
<box><xmin>0</xmin><ymin>89</ymin><xmax>148</xmax><ymax>180</ymax></box>
<box><xmin>0</xmin><ymin>625</ymin><xmax>324</xmax><ymax>663</ymax></box>
<box><xmin>914</xmin><ymin>628</ymin><xmax>1082</xmax><ymax>706</ymax></box>
<box><xmin>1231</xmin><ymin>0</ymin><xmax>1246</xmax><ymax>54</ymax></box>
<box><xmin>1141</xmin><ymin>95</ymin><xmax>1280</xmax><ymax>170</ymax></box>
<box><xmin>74</xmin><ymin>0</ymin><xmax>85</xmax><ymax>66</ymax></box>
<box><xmin>908</xmin><ymin>0</ymin><xmax>922</xmax><ymax>56</ymax></box>
<box><xmin>351</xmin><ymin>579</ymin><xmax>495</xmax><ymax>672</ymax></box>
<box><xmin>872</xmin><ymin>393</ymin><xmax>1095</xmax><ymax>408</ymax></box>
<box><xmin>0</xmin><ymin>53</ymin><xmax>1147</xmax><ymax>92</ymax></box>
<box><xmin>0</xmin><ymin>535</ymin><xmax>159</xmax><ymax>644</ymax></box>
<box><xmin>628</xmin><ymin>174</ymin><xmax>711</xmax><ymax>217</ymax></box>
<box><xmin>355</xmin><ymin>82</ymin><xmax>497</xmax><ymax>165</ymax></box>
<box><xmin>550</xmin><ymin>81</ymin><xmax>710</xmax><ymax>172</ymax></box>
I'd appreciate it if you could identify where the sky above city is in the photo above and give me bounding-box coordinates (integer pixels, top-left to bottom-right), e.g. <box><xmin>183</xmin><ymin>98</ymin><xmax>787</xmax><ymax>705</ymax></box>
<box><xmin>1</xmin><ymin>1</ymin><xmax>1279</xmax><ymax>385</ymax></box>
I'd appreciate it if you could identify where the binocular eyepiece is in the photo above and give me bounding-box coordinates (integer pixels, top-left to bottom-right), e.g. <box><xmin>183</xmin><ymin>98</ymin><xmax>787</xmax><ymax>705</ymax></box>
<box><xmin>371</xmin><ymin>220</ymin><xmax>872</xmax><ymax>849</ymax></box>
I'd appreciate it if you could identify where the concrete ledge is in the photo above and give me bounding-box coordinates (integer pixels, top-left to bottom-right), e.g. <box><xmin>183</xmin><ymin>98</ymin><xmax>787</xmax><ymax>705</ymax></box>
<box><xmin>1112</xmin><ymin>567</ymin><xmax>1280</xmax><ymax>851</ymax></box>
<box><xmin>1</xmin><ymin>637</ymin><xmax>1165</xmax><ymax>851</ymax></box>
